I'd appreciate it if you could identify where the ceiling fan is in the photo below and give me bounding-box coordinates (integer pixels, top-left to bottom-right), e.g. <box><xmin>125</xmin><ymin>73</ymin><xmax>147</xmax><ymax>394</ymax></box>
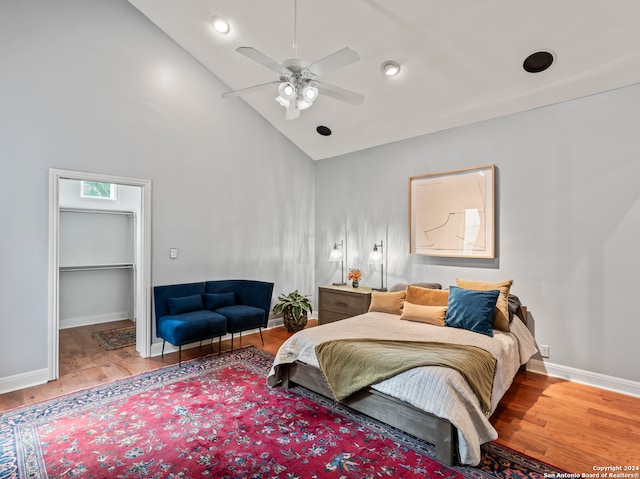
<box><xmin>221</xmin><ymin>0</ymin><xmax>364</xmax><ymax>120</ymax></box>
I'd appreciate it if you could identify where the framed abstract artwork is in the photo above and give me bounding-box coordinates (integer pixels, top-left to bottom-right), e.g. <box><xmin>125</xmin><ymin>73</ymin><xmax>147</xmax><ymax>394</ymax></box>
<box><xmin>409</xmin><ymin>164</ymin><xmax>495</xmax><ymax>258</ymax></box>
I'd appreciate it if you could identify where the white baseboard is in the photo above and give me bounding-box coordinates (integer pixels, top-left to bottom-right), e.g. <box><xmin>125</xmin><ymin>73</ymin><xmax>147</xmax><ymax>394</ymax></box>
<box><xmin>0</xmin><ymin>368</ymin><xmax>49</xmax><ymax>395</ymax></box>
<box><xmin>527</xmin><ymin>359</ymin><xmax>640</xmax><ymax>398</ymax></box>
<box><xmin>60</xmin><ymin>311</ymin><xmax>131</xmax><ymax>330</ymax></box>
<box><xmin>267</xmin><ymin>317</ymin><xmax>284</xmax><ymax>328</ymax></box>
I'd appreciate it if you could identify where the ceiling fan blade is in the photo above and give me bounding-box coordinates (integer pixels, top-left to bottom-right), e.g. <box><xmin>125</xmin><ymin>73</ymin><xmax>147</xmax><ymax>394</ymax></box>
<box><xmin>305</xmin><ymin>47</ymin><xmax>360</xmax><ymax>77</ymax></box>
<box><xmin>221</xmin><ymin>81</ymin><xmax>280</xmax><ymax>99</ymax></box>
<box><xmin>285</xmin><ymin>104</ymin><xmax>300</xmax><ymax>120</ymax></box>
<box><xmin>236</xmin><ymin>46</ymin><xmax>287</xmax><ymax>74</ymax></box>
<box><xmin>316</xmin><ymin>81</ymin><xmax>365</xmax><ymax>106</ymax></box>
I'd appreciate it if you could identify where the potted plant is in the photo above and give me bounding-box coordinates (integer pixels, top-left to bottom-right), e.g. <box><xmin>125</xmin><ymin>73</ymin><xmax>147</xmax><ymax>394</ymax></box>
<box><xmin>272</xmin><ymin>290</ymin><xmax>312</xmax><ymax>333</ymax></box>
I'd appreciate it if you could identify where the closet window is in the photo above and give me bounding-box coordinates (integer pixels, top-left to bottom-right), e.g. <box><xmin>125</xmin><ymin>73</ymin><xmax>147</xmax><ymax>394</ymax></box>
<box><xmin>81</xmin><ymin>181</ymin><xmax>116</xmax><ymax>200</ymax></box>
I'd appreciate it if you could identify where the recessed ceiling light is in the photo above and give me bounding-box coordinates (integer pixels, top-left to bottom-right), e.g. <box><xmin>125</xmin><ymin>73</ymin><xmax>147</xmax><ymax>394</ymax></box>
<box><xmin>316</xmin><ymin>126</ymin><xmax>332</xmax><ymax>136</ymax></box>
<box><xmin>523</xmin><ymin>50</ymin><xmax>555</xmax><ymax>73</ymax></box>
<box><xmin>381</xmin><ymin>60</ymin><xmax>401</xmax><ymax>77</ymax></box>
<box><xmin>211</xmin><ymin>15</ymin><xmax>230</xmax><ymax>34</ymax></box>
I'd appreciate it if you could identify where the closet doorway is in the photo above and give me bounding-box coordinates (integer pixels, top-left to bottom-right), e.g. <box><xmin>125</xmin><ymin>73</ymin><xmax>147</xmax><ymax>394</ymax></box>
<box><xmin>48</xmin><ymin>169</ymin><xmax>152</xmax><ymax>381</ymax></box>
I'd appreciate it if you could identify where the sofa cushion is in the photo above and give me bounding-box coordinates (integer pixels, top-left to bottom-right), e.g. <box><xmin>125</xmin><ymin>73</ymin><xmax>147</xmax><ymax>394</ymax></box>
<box><xmin>215</xmin><ymin>305</ymin><xmax>266</xmax><ymax>332</ymax></box>
<box><xmin>204</xmin><ymin>280</ymin><xmax>273</xmax><ymax>317</ymax></box>
<box><xmin>203</xmin><ymin>292</ymin><xmax>235</xmax><ymax>311</ymax></box>
<box><xmin>157</xmin><ymin>310</ymin><xmax>227</xmax><ymax>346</ymax></box>
<box><xmin>168</xmin><ymin>294</ymin><xmax>204</xmax><ymax>315</ymax></box>
<box><xmin>154</xmin><ymin>282</ymin><xmax>205</xmax><ymax>319</ymax></box>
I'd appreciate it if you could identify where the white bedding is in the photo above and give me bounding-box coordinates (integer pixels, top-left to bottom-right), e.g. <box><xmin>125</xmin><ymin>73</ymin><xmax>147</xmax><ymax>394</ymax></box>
<box><xmin>267</xmin><ymin>311</ymin><xmax>538</xmax><ymax>466</ymax></box>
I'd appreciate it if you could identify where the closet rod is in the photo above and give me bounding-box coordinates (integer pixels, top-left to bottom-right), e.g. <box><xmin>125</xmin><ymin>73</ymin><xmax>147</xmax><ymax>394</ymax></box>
<box><xmin>59</xmin><ymin>207</ymin><xmax>134</xmax><ymax>216</ymax></box>
<box><xmin>60</xmin><ymin>263</ymin><xmax>134</xmax><ymax>272</ymax></box>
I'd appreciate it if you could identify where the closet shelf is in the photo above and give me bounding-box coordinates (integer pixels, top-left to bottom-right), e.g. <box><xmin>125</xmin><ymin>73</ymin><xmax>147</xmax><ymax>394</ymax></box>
<box><xmin>59</xmin><ymin>263</ymin><xmax>134</xmax><ymax>272</ymax></box>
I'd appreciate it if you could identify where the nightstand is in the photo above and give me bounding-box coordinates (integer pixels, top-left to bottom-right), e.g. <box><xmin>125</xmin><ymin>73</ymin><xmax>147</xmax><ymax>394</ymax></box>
<box><xmin>318</xmin><ymin>285</ymin><xmax>372</xmax><ymax>325</ymax></box>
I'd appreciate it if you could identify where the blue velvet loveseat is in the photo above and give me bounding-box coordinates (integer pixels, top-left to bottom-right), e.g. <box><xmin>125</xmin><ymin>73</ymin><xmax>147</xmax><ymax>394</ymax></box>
<box><xmin>153</xmin><ymin>279</ymin><xmax>274</xmax><ymax>363</ymax></box>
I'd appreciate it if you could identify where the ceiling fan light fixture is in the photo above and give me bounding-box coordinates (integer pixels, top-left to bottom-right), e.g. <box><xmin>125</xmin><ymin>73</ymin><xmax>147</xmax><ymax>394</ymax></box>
<box><xmin>278</xmin><ymin>82</ymin><xmax>296</xmax><ymax>99</ymax></box>
<box><xmin>210</xmin><ymin>15</ymin><xmax>230</xmax><ymax>34</ymax></box>
<box><xmin>276</xmin><ymin>81</ymin><xmax>297</xmax><ymax>108</ymax></box>
<box><xmin>381</xmin><ymin>60</ymin><xmax>401</xmax><ymax>77</ymax></box>
<box><xmin>296</xmin><ymin>83</ymin><xmax>319</xmax><ymax>110</ymax></box>
<box><xmin>301</xmin><ymin>84</ymin><xmax>318</xmax><ymax>101</ymax></box>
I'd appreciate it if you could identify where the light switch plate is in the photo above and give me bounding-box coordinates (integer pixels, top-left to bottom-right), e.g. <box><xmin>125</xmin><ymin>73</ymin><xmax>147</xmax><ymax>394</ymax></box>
<box><xmin>170</xmin><ymin>248</ymin><xmax>178</xmax><ymax>259</ymax></box>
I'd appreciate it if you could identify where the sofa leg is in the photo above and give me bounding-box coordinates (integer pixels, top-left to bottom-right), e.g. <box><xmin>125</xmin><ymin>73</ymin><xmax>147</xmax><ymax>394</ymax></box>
<box><xmin>178</xmin><ymin>345</ymin><xmax>182</xmax><ymax>365</ymax></box>
<box><xmin>161</xmin><ymin>340</ymin><xmax>166</xmax><ymax>358</ymax></box>
<box><xmin>231</xmin><ymin>333</ymin><xmax>234</xmax><ymax>352</ymax></box>
<box><xmin>218</xmin><ymin>336</ymin><xmax>222</xmax><ymax>356</ymax></box>
<box><xmin>259</xmin><ymin>328</ymin><xmax>264</xmax><ymax>345</ymax></box>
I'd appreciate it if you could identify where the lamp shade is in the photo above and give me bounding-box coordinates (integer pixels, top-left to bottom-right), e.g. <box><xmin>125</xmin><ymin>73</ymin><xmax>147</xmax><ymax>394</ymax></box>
<box><xmin>278</xmin><ymin>82</ymin><xmax>296</xmax><ymax>99</ymax></box>
<box><xmin>368</xmin><ymin>244</ymin><xmax>383</xmax><ymax>264</ymax></box>
<box><xmin>368</xmin><ymin>240</ymin><xmax>386</xmax><ymax>291</ymax></box>
<box><xmin>276</xmin><ymin>82</ymin><xmax>296</xmax><ymax>108</ymax></box>
<box><xmin>329</xmin><ymin>243</ymin><xmax>343</xmax><ymax>262</ymax></box>
<box><xmin>302</xmin><ymin>84</ymin><xmax>318</xmax><ymax>101</ymax></box>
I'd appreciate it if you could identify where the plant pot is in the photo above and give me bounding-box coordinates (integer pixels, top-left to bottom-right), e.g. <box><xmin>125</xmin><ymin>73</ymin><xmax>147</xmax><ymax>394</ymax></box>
<box><xmin>352</xmin><ymin>280</ymin><xmax>359</xmax><ymax>288</ymax></box>
<box><xmin>283</xmin><ymin>306</ymin><xmax>308</xmax><ymax>333</ymax></box>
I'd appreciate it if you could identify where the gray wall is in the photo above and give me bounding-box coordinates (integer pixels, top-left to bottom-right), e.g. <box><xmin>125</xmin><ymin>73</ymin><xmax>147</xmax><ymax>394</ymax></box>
<box><xmin>0</xmin><ymin>0</ymin><xmax>314</xmax><ymax>380</ymax></box>
<box><xmin>316</xmin><ymin>83</ymin><xmax>640</xmax><ymax>384</ymax></box>
<box><xmin>1</xmin><ymin>0</ymin><xmax>637</xmax><ymax>393</ymax></box>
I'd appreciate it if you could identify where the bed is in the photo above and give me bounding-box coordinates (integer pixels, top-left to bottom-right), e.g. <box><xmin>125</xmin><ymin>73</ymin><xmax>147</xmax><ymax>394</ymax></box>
<box><xmin>266</xmin><ymin>285</ymin><xmax>538</xmax><ymax>467</ymax></box>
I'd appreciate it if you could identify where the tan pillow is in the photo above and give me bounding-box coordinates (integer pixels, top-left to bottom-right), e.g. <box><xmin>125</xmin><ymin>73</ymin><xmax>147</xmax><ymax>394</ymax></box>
<box><xmin>388</xmin><ymin>282</ymin><xmax>442</xmax><ymax>292</ymax></box>
<box><xmin>368</xmin><ymin>290</ymin><xmax>406</xmax><ymax>315</ymax></box>
<box><xmin>456</xmin><ymin>279</ymin><xmax>513</xmax><ymax>331</ymax></box>
<box><xmin>400</xmin><ymin>301</ymin><xmax>447</xmax><ymax>326</ymax></box>
<box><xmin>405</xmin><ymin>285</ymin><xmax>449</xmax><ymax>306</ymax></box>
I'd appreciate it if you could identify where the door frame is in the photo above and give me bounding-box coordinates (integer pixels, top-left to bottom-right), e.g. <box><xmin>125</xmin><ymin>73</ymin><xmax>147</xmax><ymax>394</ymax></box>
<box><xmin>48</xmin><ymin>168</ymin><xmax>152</xmax><ymax>380</ymax></box>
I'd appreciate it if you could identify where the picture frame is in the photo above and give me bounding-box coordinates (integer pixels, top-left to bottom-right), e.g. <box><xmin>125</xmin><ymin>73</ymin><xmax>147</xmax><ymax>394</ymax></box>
<box><xmin>409</xmin><ymin>164</ymin><xmax>495</xmax><ymax>258</ymax></box>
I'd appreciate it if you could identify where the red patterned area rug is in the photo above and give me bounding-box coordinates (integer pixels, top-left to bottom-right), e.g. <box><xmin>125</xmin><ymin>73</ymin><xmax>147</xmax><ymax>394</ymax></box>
<box><xmin>0</xmin><ymin>347</ymin><xmax>564</xmax><ymax>478</ymax></box>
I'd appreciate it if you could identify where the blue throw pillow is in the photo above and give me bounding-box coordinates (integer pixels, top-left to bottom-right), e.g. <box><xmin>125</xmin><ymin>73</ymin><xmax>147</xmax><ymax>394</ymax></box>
<box><xmin>203</xmin><ymin>292</ymin><xmax>235</xmax><ymax>311</ymax></box>
<box><xmin>444</xmin><ymin>286</ymin><xmax>500</xmax><ymax>337</ymax></box>
<box><xmin>168</xmin><ymin>294</ymin><xmax>204</xmax><ymax>315</ymax></box>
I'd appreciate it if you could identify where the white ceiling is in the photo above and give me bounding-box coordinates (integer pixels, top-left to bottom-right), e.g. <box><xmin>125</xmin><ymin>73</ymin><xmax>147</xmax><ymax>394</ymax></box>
<box><xmin>128</xmin><ymin>0</ymin><xmax>640</xmax><ymax>160</ymax></box>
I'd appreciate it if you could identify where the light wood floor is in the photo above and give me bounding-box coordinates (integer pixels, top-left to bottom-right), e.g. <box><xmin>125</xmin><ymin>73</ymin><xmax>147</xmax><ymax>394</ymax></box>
<box><xmin>1</xmin><ymin>320</ymin><xmax>638</xmax><ymax>472</ymax></box>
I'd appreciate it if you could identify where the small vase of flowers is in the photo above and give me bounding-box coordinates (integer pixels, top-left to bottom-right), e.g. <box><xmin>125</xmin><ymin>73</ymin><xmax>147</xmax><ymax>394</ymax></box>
<box><xmin>347</xmin><ymin>268</ymin><xmax>362</xmax><ymax>288</ymax></box>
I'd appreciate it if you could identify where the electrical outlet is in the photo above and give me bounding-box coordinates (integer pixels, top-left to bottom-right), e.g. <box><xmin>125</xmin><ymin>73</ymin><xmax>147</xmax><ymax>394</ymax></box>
<box><xmin>170</xmin><ymin>248</ymin><xmax>178</xmax><ymax>259</ymax></box>
<box><xmin>539</xmin><ymin>344</ymin><xmax>550</xmax><ymax>358</ymax></box>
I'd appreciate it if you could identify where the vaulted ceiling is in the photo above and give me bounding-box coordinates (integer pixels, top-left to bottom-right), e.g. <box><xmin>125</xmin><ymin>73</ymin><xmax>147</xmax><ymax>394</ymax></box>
<box><xmin>128</xmin><ymin>0</ymin><xmax>640</xmax><ymax>160</ymax></box>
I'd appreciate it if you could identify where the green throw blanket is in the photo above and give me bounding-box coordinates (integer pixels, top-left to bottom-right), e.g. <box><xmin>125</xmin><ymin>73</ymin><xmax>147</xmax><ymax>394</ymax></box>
<box><xmin>315</xmin><ymin>339</ymin><xmax>497</xmax><ymax>413</ymax></box>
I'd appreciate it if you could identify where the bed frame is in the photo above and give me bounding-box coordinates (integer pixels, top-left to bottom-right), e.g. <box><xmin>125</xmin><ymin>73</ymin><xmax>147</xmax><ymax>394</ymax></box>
<box><xmin>280</xmin><ymin>305</ymin><xmax>528</xmax><ymax>467</ymax></box>
<box><xmin>281</xmin><ymin>360</ymin><xmax>458</xmax><ymax>464</ymax></box>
